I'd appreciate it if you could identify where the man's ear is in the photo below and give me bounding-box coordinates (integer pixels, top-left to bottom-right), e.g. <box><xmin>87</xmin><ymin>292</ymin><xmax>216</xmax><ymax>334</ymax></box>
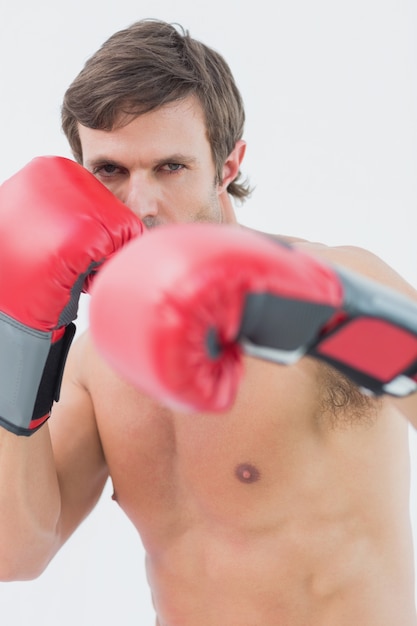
<box><xmin>218</xmin><ymin>140</ymin><xmax>246</xmax><ymax>192</ymax></box>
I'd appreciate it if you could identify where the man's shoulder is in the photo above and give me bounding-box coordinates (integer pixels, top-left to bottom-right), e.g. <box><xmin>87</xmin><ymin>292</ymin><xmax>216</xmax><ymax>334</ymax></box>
<box><xmin>241</xmin><ymin>225</ymin><xmax>416</xmax><ymax>298</ymax></box>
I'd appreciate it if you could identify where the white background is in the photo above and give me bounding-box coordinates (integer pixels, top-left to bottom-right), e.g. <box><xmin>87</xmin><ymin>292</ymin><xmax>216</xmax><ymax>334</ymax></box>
<box><xmin>0</xmin><ymin>0</ymin><xmax>416</xmax><ymax>623</ymax></box>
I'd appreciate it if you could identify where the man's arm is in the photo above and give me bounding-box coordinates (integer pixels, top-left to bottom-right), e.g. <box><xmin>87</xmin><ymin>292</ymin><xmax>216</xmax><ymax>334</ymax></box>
<box><xmin>0</xmin><ymin>425</ymin><xmax>61</xmax><ymax>580</ymax></box>
<box><xmin>0</xmin><ymin>156</ymin><xmax>143</xmax><ymax>579</ymax></box>
<box><xmin>0</xmin><ymin>333</ymin><xmax>108</xmax><ymax>580</ymax></box>
<box><xmin>89</xmin><ymin>223</ymin><xmax>417</xmax><ymax>420</ymax></box>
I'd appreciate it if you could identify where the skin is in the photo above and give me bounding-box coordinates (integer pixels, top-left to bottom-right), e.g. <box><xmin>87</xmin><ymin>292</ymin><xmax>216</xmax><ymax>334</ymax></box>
<box><xmin>1</xmin><ymin>95</ymin><xmax>417</xmax><ymax>625</ymax></box>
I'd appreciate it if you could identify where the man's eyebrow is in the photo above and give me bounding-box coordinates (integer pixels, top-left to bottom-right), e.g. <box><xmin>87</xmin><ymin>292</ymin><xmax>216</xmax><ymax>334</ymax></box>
<box><xmin>152</xmin><ymin>153</ymin><xmax>199</xmax><ymax>167</ymax></box>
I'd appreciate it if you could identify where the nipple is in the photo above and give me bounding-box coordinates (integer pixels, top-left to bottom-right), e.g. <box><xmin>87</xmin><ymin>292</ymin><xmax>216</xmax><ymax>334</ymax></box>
<box><xmin>235</xmin><ymin>463</ymin><xmax>260</xmax><ymax>484</ymax></box>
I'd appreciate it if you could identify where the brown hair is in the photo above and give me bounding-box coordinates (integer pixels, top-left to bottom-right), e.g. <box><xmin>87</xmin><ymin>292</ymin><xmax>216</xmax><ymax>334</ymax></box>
<box><xmin>61</xmin><ymin>19</ymin><xmax>251</xmax><ymax>201</ymax></box>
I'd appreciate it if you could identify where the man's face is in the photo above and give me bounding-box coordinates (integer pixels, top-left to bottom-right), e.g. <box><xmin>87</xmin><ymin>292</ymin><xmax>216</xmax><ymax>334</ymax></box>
<box><xmin>78</xmin><ymin>96</ymin><xmax>228</xmax><ymax>228</ymax></box>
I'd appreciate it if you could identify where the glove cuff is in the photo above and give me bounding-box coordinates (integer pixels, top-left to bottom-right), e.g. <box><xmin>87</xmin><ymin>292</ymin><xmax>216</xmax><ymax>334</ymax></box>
<box><xmin>0</xmin><ymin>315</ymin><xmax>75</xmax><ymax>436</ymax></box>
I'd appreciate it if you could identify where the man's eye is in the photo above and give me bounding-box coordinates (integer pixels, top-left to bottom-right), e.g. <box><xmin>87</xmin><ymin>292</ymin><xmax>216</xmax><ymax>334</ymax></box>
<box><xmin>161</xmin><ymin>163</ymin><xmax>184</xmax><ymax>173</ymax></box>
<box><xmin>94</xmin><ymin>163</ymin><xmax>121</xmax><ymax>177</ymax></box>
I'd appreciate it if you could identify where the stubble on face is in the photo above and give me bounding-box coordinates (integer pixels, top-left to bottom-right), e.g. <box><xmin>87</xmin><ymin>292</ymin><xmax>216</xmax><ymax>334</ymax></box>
<box><xmin>141</xmin><ymin>179</ymin><xmax>223</xmax><ymax>230</ymax></box>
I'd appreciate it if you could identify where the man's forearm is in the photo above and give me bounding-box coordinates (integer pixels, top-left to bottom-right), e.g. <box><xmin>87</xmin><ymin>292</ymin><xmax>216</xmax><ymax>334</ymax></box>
<box><xmin>0</xmin><ymin>426</ymin><xmax>61</xmax><ymax>581</ymax></box>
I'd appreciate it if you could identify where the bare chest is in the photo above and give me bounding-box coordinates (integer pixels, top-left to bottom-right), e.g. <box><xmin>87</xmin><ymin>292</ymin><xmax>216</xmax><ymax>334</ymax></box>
<box><xmin>92</xmin><ymin>357</ymin><xmax>319</xmax><ymax>518</ymax></box>
<box><xmin>89</xmin><ymin>355</ymin><xmax>408</xmax><ymax>534</ymax></box>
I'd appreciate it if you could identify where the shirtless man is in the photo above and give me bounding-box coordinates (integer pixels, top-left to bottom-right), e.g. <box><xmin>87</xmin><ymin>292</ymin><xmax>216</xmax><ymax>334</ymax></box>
<box><xmin>0</xmin><ymin>19</ymin><xmax>417</xmax><ymax>626</ymax></box>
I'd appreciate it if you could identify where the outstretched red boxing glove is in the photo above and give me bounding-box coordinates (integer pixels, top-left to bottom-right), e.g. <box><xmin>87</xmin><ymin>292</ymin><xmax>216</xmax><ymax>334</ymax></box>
<box><xmin>89</xmin><ymin>222</ymin><xmax>417</xmax><ymax>412</ymax></box>
<box><xmin>0</xmin><ymin>156</ymin><xmax>143</xmax><ymax>435</ymax></box>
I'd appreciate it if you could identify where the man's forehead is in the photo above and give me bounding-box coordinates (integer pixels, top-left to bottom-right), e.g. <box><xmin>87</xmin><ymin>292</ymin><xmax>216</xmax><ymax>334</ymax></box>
<box><xmin>78</xmin><ymin>98</ymin><xmax>211</xmax><ymax>168</ymax></box>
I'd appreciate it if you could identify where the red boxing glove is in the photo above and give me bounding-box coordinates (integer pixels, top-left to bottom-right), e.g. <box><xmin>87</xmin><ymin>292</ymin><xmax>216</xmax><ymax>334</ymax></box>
<box><xmin>0</xmin><ymin>156</ymin><xmax>143</xmax><ymax>435</ymax></box>
<box><xmin>89</xmin><ymin>223</ymin><xmax>417</xmax><ymax>412</ymax></box>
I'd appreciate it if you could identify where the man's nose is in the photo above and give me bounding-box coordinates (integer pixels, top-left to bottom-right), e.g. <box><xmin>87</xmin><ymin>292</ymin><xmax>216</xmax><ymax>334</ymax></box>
<box><xmin>123</xmin><ymin>178</ymin><xmax>158</xmax><ymax>221</ymax></box>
